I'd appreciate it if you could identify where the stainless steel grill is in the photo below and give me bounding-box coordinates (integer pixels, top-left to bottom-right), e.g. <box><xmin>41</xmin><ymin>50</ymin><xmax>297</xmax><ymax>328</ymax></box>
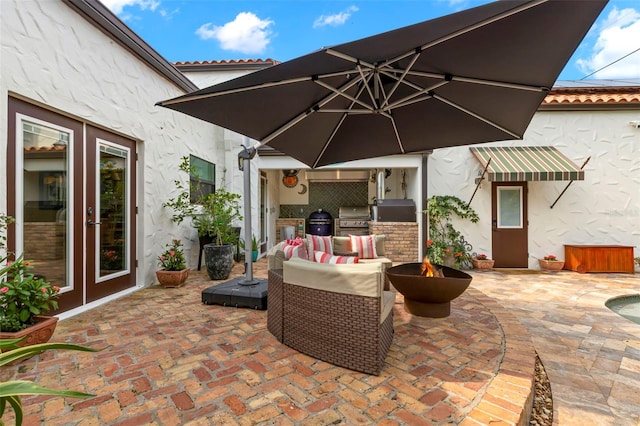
<box><xmin>337</xmin><ymin>206</ymin><xmax>371</xmax><ymax>236</ymax></box>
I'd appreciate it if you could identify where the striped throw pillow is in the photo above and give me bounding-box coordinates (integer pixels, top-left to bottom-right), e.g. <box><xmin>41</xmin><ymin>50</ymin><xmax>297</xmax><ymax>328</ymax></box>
<box><xmin>314</xmin><ymin>252</ymin><xmax>358</xmax><ymax>264</ymax></box>
<box><xmin>349</xmin><ymin>234</ymin><xmax>378</xmax><ymax>259</ymax></box>
<box><xmin>282</xmin><ymin>241</ymin><xmax>309</xmax><ymax>260</ymax></box>
<box><xmin>307</xmin><ymin>235</ymin><xmax>333</xmax><ymax>254</ymax></box>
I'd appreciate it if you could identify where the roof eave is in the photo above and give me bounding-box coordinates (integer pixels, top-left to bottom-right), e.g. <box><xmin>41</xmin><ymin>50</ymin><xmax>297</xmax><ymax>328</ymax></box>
<box><xmin>63</xmin><ymin>0</ymin><xmax>198</xmax><ymax>93</ymax></box>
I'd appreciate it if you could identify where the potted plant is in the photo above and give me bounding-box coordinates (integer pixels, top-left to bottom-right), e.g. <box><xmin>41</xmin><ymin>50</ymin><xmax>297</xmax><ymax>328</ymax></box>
<box><xmin>0</xmin><ymin>214</ymin><xmax>60</xmax><ymax>345</ymax></box>
<box><xmin>472</xmin><ymin>253</ymin><xmax>495</xmax><ymax>271</ymax></box>
<box><xmin>201</xmin><ymin>185</ymin><xmax>242</xmax><ymax>280</ymax></box>
<box><xmin>539</xmin><ymin>254</ymin><xmax>564</xmax><ymax>271</ymax></box>
<box><xmin>240</xmin><ymin>234</ymin><xmax>259</xmax><ymax>262</ymax></box>
<box><xmin>1</xmin><ymin>337</ymin><xmax>102</xmax><ymax>424</ymax></box>
<box><xmin>156</xmin><ymin>239</ymin><xmax>189</xmax><ymax>287</ymax></box>
<box><xmin>163</xmin><ymin>157</ymin><xmax>242</xmax><ymax>279</ymax></box>
<box><xmin>424</xmin><ymin>195</ymin><xmax>479</xmax><ymax>269</ymax></box>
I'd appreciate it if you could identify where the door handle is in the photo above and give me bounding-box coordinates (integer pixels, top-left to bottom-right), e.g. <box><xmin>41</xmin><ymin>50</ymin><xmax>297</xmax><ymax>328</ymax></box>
<box><xmin>87</xmin><ymin>220</ymin><xmax>101</xmax><ymax>226</ymax></box>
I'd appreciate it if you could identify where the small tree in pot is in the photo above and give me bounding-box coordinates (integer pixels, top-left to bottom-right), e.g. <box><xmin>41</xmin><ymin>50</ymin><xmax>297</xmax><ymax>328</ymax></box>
<box><xmin>200</xmin><ymin>185</ymin><xmax>242</xmax><ymax>280</ymax></box>
<box><xmin>163</xmin><ymin>157</ymin><xmax>242</xmax><ymax>279</ymax></box>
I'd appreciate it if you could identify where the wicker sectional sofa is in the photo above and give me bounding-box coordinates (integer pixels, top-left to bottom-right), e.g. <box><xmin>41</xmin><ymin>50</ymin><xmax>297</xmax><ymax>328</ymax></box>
<box><xmin>267</xmin><ymin>235</ymin><xmax>393</xmax><ymax>287</ymax></box>
<box><xmin>267</xmin><ymin>257</ymin><xmax>395</xmax><ymax>375</ymax></box>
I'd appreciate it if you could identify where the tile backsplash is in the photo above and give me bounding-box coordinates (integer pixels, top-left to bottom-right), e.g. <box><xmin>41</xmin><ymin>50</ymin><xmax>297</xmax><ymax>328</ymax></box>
<box><xmin>280</xmin><ymin>182</ymin><xmax>369</xmax><ymax>219</ymax></box>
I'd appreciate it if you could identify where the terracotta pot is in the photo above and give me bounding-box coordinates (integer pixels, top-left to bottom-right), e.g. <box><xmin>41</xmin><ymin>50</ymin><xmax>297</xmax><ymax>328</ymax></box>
<box><xmin>472</xmin><ymin>258</ymin><xmax>495</xmax><ymax>271</ymax></box>
<box><xmin>539</xmin><ymin>259</ymin><xmax>564</xmax><ymax>271</ymax></box>
<box><xmin>0</xmin><ymin>315</ymin><xmax>59</xmax><ymax>347</ymax></box>
<box><xmin>156</xmin><ymin>268</ymin><xmax>190</xmax><ymax>287</ymax></box>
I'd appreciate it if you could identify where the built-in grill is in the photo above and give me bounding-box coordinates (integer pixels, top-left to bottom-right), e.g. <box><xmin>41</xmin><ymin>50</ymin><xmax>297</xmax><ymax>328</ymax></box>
<box><xmin>308</xmin><ymin>209</ymin><xmax>333</xmax><ymax>236</ymax></box>
<box><xmin>337</xmin><ymin>206</ymin><xmax>371</xmax><ymax>236</ymax></box>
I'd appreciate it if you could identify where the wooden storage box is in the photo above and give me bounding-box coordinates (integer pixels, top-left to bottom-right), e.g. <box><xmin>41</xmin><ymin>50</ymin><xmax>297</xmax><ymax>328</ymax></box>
<box><xmin>563</xmin><ymin>245</ymin><xmax>635</xmax><ymax>274</ymax></box>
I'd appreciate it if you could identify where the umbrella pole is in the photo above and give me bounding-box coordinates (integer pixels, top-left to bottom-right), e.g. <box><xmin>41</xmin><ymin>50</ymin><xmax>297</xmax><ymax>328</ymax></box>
<box><xmin>238</xmin><ymin>144</ymin><xmax>259</xmax><ymax>285</ymax></box>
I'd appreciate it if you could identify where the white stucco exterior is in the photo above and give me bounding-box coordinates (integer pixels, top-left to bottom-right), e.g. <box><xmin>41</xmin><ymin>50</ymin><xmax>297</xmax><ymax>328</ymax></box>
<box><xmin>1</xmin><ymin>0</ymin><xmax>638</xmax><ymax>317</ymax></box>
<box><xmin>428</xmin><ymin>109</ymin><xmax>640</xmax><ymax>267</ymax></box>
<box><xmin>0</xmin><ymin>0</ymin><xmax>234</xmax><ymax>292</ymax></box>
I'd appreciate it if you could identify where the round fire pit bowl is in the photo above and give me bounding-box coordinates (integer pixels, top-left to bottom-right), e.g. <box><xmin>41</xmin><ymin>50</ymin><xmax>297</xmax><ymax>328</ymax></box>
<box><xmin>387</xmin><ymin>263</ymin><xmax>473</xmax><ymax>318</ymax></box>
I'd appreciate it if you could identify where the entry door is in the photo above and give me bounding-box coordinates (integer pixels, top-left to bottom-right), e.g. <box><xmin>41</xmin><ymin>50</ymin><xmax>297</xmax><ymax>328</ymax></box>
<box><xmin>86</xmin><ymin>126</ymin><xmax>136</xmax><ymax>302</ymax></box>
<box><xmin>491</xmin><ymin>182</ymin><xmax>528</xmax><ymax>267</ymax></box>
<box><xmin>8</xmin><ymin>97</ymin><xmax>136</xmax><ymax>312</ymax></box>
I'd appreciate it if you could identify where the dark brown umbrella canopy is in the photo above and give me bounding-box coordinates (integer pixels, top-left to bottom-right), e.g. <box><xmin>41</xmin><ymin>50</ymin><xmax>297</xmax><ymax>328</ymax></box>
<box><xmin>158</xmin><ymin>0</ymin><xmax>607</xmax><ymax>168</ymax></box>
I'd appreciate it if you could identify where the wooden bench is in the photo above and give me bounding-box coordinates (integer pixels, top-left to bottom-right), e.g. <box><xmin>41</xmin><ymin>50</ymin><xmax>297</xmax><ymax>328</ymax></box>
<box><xmin>564</xmin><ymin>245</ymin><xmax>635</xmax><ymax>274</ymax></box>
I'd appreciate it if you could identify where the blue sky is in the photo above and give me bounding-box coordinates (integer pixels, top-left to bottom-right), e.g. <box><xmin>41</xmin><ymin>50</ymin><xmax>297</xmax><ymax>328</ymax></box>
<box><xmin>102</xmin><ymin>0</ymin><xmax>640</xmax><ymax>81</ymax></box>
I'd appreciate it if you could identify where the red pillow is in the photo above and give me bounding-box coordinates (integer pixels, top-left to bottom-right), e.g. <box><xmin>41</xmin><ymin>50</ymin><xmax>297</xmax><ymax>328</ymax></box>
<box><xmin>314</xmin><ymin>252</ymin><xmax>358</xmax><ymax>264</ymax></box>
<box><xmin>349</xmin><ymin>234</ymin><xmax>378</xmax><ymax>259</ymax></box>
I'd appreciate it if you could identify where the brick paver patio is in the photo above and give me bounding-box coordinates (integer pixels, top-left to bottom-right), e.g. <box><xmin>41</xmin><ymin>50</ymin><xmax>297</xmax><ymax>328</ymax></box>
<box><xmin>3</xmin><ymin>260</ymin><xmax>539</xmax><ymax>425</ymax></box>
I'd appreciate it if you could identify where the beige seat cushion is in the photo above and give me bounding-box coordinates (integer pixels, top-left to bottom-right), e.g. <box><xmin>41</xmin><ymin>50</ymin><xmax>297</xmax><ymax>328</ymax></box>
<box><xmin>284</xmin><ymin>257</ymin><xmax>383</xmax><ymax>297</ymax></box>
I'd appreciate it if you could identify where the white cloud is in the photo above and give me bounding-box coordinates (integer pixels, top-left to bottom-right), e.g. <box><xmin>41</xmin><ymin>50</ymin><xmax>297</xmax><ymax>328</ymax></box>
<box><xmin>100</xmin><ymin>0</ymin><xmax>159</xmax><ymax>15</ymax></box>
<box><xmin>196</xmin><ymin>12</ymin><xmax>274</xmax><ymax>55</ymax></box>
<box><xmin>577</xmin><ymin>7</ymin><xmax>640</xmax><ymax>78</ymax></box>
<box><xmin>313</xmin><ymin>6</ymin><xmax>359</xmax><ymax>29</ymax></box>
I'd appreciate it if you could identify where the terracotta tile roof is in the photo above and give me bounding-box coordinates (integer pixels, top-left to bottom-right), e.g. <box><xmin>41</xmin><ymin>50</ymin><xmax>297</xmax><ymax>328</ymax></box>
<box><xmin>543</xmin><ymin>86</ymin><xmax>640</xmax><ymax>107</ymax></box>
<box><xmin>24</xmin><ymin>145</ymin><xmax>67</xmax><ymax>152</ymax></box>
<box><xmin>174</xmin><ymin>59</ymin><xmax>280</xmax><ymax>66</ymax></box>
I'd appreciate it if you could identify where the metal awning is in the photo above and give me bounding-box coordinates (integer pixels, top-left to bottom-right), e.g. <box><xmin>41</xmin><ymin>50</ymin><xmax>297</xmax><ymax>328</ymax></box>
<box><xmin>469</xmin><ymin>146</ymin><xmax>585</xmax><ymax>182</ymax></box>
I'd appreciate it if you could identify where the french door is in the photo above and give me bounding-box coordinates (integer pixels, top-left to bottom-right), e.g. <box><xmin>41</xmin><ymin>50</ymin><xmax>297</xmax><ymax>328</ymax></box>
<box><xmin>7</xmin><ymin>97</ymin><xmax>136</xmax><ymax>313</ymax></box>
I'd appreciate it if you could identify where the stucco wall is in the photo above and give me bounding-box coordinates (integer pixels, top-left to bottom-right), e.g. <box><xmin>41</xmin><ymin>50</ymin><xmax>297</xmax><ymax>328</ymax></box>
<box><xmin>428</xmin><ymin>109</ymin><xmax>640</xmax><ymax>268</ymax></box>
<box><xmin>0</xmin><ymin>0</ymin><xmax>232</xmax><ymax>287</ymax></box>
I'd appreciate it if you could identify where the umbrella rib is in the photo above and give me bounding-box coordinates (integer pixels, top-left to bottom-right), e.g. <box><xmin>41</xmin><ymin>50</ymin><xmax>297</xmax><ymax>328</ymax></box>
<box><xmin>405</xmin><ymin>71</ymin><xmax>547</xmax><ymax>93</ymax></box>
<box><xmin>160</xmin><ymin>69</ymin><xmax>367</xmax><ymax>105</ymax></box>
<box><xmin>380</xmin><ymin>51</ymin><xmax>421</xmax><ymax>109</ymax></box>
<box><xmin>382</xmin><ymin>79</ymin><xmax>449</xmax><ymax>111</ymax></box>
<box><xmin>314</xmin><ymin>78</ymin><xmax>375</xmax><ymax>112</ymax></box>
<box><xmin>159</xmin><ymin>76</ymin><xmax>313</xmax><ymax>105</ymax></box>
<box><xmin>431</xmin><ymin>93</ymin><xmax>520</xmax><ymax>138</ymax></box>
<box><xmin>312</xmin><ymin>77</ymin><xmax>376</xmax><ymax>167</ymax></box>
<box><xmin>261</xmin><ymin>89</ymin><xmax>345</xmax><ymax>145</ymax></box>
<box><xmin>357</xmin><ymin>65</ymin><xmax>377</xmax><ymax>108</ymax></box>
<box><xmin>389</xmin><ymin>116</ymin><xmax>406</xmax><ymax>154</ymax></box>
<box><xmin>379</xmin><ymin>0</ymin><xmax>548</xmax><ymax>68</ymax></box>
<box><xmin>262</xmin><ymin>71</ymin><xmax>370</xmax><ymax>145</ymax></box>
<box><xmin>325</xmin><ymin>49</ymin><xmax>376</xmax><ymax>70</ymax></box>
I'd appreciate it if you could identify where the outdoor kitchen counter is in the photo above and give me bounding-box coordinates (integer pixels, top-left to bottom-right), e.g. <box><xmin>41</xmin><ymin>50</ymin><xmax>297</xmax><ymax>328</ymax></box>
<box><xmin>276</xmin><ymin>218</ymin><xmax>305</xmax><ymax>241</ymax></box>
<box><xmin>370</xmin><ymin>221</ymin><xmax>419</xmax><ymax>263</ymax></box>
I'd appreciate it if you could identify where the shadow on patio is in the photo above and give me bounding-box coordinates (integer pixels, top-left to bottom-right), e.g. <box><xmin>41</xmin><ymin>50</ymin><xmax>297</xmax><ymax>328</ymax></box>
<box><xmin>4</xmin><ymin>259</ymin><xmax>536</xmax><ymax>425</ymax></box>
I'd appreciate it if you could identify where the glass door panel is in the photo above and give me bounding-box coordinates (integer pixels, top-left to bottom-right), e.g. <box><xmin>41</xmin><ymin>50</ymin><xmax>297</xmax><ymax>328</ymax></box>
<box><xmin>21</xmin><ymin>120</ymin><xmax>70</xmax><ymax>290</ymax></box>
<box><xmin>98</xmin><ymin>142</ymin><xmax>130</xmax><ymax>279</ymax></box>
<box><xmin>497</xmin><ymin>186</ymin><xmax>523</xmax><ymax>228</ymax></box>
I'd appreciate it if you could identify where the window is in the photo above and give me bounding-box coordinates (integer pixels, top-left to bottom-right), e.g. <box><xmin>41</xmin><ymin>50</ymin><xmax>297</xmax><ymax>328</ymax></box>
<box><xmin>189</xmin><ymin>155</ymin><xmax>215</xmax><ymax>203</ymax></box>
<box><xmin>496</xmin><ymin>186</ymin><xmax>523</xmax><ymax>228</ymax></box>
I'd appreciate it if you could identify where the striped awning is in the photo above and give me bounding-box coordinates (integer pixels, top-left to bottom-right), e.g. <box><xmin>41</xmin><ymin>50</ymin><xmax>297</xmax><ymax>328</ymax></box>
<box><xmin>470</xmin><ymin>146</ymin><xmax>585</xmax><ymax>182</ymax></box>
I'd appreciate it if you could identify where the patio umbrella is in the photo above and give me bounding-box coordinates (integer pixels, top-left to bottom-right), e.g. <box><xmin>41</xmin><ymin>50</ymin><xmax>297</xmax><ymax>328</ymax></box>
<box><xmin>158</xmin><ymin>0</ymin><xmax>607</xmax><ymax>168</ymax></box>
<box><xmin>158</xmin><ymin>0</ymin><xmax>607</xmax><ymax>288</ymax></box>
